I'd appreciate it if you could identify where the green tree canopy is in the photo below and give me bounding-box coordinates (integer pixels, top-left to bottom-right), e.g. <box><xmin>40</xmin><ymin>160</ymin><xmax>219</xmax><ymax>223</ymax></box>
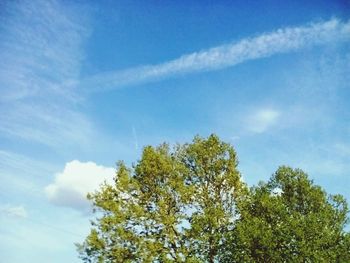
<box><xmin>78</xmin><ymin>135</ymin><xmax>350</xmax><ymax>262</ymax></box>
<box><xmin>220</xmin><ymin>166</ymin><xmax>350</xmax><ymax>262</ymax></box>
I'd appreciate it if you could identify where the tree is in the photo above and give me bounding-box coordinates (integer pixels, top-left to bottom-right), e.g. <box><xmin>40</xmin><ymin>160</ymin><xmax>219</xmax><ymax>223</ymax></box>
<box><xmin>219</xmin><ymin>166</ymin><xmax>350</xmax><ymax>262</ymax></box>
<box><xmin>77</xmin><ymin>135</ymin><xmax>246</xmax><ymax>262</ymax></box>
<box><xmin>78</xmin><ymin>135</ymin><xmax>350</xmax><ymax>262</ymax></box>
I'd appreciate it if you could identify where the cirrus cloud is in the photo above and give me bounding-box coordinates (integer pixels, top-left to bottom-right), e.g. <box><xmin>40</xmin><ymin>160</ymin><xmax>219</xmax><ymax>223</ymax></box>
<box><xmin>0</xmin><ymin>204</ymin><xmax>28</xmax><ymax>219</ymax></box>
<box><xmin>245</xmin><ymin>108</ymin><xmax>281</xmax><ymax>133</ymax></box>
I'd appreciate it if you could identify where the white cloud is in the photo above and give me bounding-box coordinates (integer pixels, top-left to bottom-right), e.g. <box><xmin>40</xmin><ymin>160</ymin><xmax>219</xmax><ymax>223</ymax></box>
<box><xmin>45</xmin><ymin>160</ymin><xmax>115</xmax><ymax>212</ymax></box>
<box><xmin>82</xmin><ymin>18</ymin><xmax>350</xmax><ymax>92</ymax></box>
<box><xmin>246</xmin><ymin>109</ymin><xmax>280</xmax><ymax>133</ymax></box>
<box><xmin>0</xmin><ymin>205</ymin><xmax>28</xmax><ymax>218</ymax></box>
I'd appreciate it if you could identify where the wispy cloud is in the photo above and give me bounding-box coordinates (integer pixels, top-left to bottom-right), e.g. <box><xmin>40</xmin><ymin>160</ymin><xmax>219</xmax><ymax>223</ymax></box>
<box><xmin>0</xmin><ymin>0</ymin><xmax>92</xmax><ymax>148</ymax></box>
<box><xmin>82</xmin><ymin>18</ymin><xmax>350</xmax><ymax>93</ymax></box>
<box><xmin>132</xmin><ymin>126</ymin><xmax>139</xmax><ymax>150</ymax></box>
<box><xmin>334</xmin><ymin>143</ymin><xmax>350</xmax><ymax>157</ymax></box>
<box><xmin>0</xmin><ymin>150</ymin><xmax>58</xmax><ymax>200</ymax></box>
<box><xmin>0</xmin><ymin>0</ymin><xmax>88</xmax><ymax>101</ymax></box>
<box><xmin>0</xmin><ymin>103</ymin><xmax>93</xmax><ymax>147</ymax></box>
<box><xmin>245</xmin><ymin>109</ymin><xmax>280</xmax><ymax>133</ymax></box>
<box><xmin>0</xmin><ymin>204</ymin><xmax>28</xmax><ymax>219</ymax></box>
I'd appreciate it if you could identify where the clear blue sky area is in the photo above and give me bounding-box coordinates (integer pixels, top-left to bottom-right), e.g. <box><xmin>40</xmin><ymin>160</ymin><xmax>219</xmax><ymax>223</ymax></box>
<box><xmin>0</xmin><ymin>0</ymin><xmax>349</xmax><ymax>261</ymax></box>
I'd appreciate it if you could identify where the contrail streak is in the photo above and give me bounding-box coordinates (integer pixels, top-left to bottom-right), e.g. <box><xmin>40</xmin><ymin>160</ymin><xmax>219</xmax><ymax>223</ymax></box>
<box><xmin>81</xmin><ymin>18</ymin><xmax>350</xmax><ymax>93</ymax></box>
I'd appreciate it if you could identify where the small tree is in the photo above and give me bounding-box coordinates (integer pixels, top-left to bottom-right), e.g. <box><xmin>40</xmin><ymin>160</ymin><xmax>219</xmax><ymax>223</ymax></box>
<box><xmin>77</xmin><ymin>135</ymin><xmax>246</xmax><ymax>262</ymax></box>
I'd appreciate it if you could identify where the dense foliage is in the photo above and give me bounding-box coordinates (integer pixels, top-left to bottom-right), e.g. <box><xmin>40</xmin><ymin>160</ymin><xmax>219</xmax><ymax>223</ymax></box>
<box><xmin>220</xmin><ymin>167</ymin><xmax>350</xmax><ymax>262</ymax></box>
<box><xmin>78</xmin><ymin>135</ymin><xmax>350</xmax><ymax>262</ymax></box>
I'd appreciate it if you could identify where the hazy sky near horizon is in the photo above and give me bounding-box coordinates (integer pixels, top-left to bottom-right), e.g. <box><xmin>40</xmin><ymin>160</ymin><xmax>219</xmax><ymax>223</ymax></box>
<box><xmin>0</xmin><ymin>0</ymin><xmax>350</xmax><ymax>262</ymax></box>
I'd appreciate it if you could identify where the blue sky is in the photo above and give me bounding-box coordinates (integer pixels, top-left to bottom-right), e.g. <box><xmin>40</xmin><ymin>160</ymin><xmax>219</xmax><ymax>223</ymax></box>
<box><xmin>0</xmin><ymin>0</ymin><xmax>349</xmax><ymax>261</ymax></box>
